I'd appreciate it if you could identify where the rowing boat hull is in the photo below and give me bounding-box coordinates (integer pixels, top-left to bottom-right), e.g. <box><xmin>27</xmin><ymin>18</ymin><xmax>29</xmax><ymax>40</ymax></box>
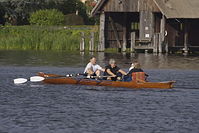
<box><xmin>38</xmin><ymin>72</ymin><xmax>175</xmax><ymax>89</ymax></box>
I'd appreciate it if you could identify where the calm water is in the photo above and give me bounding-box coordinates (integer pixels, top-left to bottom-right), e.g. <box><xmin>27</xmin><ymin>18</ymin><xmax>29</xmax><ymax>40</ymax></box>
<box><xmin>0</xmin><ymin>50</ymin><xmax>199</xmax><ymax>133</ymax></box>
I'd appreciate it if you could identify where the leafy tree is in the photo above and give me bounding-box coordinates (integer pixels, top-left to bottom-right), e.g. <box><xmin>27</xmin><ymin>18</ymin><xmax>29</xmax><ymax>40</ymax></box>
<box><xmin>29</xmin><ymin>9</ymin><xmax>65</xmax><ymax>25</ymax></box>
<box><xmin>0</xmin><ymin>0</ymin><xmax>93</xmax><ymax>25</ymax></box>
<box><xmin>0</xmin><ymin>0</ymin><xmax>48</xmax><ymax>25</ymax></box>
<box><xmin>0</xmin><ymin>3</ymin><xmax>5</xmax><ymax>25</ymax></box>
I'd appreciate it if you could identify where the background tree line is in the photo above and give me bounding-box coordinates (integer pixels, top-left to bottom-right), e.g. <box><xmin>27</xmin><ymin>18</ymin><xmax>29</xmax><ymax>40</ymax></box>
<box><xmin>0</xmin><ymin>0</ymin><xmax>96</xmax><ymax>25</ymax></box>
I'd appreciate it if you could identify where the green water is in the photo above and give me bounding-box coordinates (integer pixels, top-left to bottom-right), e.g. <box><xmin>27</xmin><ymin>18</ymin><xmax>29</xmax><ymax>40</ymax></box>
<box><xmin>0</xmin><ymin>50</ymin><xmax>199</xmax><ymax>70</ymax></box>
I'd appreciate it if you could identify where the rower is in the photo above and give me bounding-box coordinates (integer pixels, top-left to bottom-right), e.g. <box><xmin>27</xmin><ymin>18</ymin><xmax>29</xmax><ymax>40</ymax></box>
<box><xmin>104</xmin><ymin>59</ymin><xmax>127</xmax><ymax>81</ymax></box>
<box><xmin>84</xmin><ymin>56</ymin><xmax>105</xmax><ymax>77</ymax></box>
<box><xmin>124</xmin><ymin>62</ymin><xmax>148</xmax><ymax>82</ymax></box>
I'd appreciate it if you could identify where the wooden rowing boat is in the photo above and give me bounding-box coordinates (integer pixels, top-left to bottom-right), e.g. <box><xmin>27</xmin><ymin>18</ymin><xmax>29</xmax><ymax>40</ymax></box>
<box><xmin>38</xmin><ymin>72</ymin><xmax>175</xmax><ymax>89</ymax></box>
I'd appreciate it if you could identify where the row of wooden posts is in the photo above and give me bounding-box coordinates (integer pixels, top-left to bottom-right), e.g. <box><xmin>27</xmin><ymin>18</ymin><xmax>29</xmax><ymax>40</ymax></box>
<box><xmin>80</xmin><ymin>32</ymin><xmax>95</xmax><ymax>52</ymax></box>
<box><xmin>80</xmin><ymin>31</ymin><xmax>166</xmax><ymax>53</ymax></box>
<box><xmin>79</xmin><ymin>32</ymin><xmax>137</xmax><ymax>52</ymax></box>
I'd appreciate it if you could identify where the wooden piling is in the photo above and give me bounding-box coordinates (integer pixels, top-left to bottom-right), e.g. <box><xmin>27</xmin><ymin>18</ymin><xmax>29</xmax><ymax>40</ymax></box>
<box><xmin>89</xmin><ymin>32</ymin><xmax>95</xmax><ymax>52</ymax></box>
<box><xmin>165</xmin><ymin>42</ymin><xmax>169</xmax><ymax>53</ymax></box>
<box><xmin>153</xmin><ymin>33</ymin><xmax>158</xmax><ymax>53</ymax></box>
<box><xmin>184</xmin><ymin>20</ymin><xmax>189</xmax><ymax>53</ymax></box>
<box><xmin>122</xmin><ymin>13</ymin><xmax>127</xmax><ymax>52</ymax></box>
<box><xmin>164</xmin><ymin>31</ymin><xmax>169</xmax><ymax>53</ymax></box>
<box><xmin>80</xmin><ymin>32</ymin><xmax>85</xmax><ymax>52</ymax></box>
<box><xmin>130</xmin><ymin>32</ymin><xmax>136</xmax><ymax>52</ymax></box>
<box><xmin>159</xmin><ymin>15</ymin><xmax>166</xmax><ymax>53</ymax></box>
<box><xmin>158</xmin><ymin>33</ymin><xmax>162</xmax><ymax>53</ymax></box>
<box><xmin>184</xmin><ymin>32</ymin><xmax>188</xmax><ymax>53</ymax></box>
<box><xmin>98</xmin><ymin>12</ymin><xmax>105</xmax><ymax>51</ymax></box>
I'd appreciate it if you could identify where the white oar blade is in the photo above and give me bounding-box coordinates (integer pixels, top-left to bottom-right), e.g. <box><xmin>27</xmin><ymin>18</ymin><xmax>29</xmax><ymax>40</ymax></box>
<box><xmin>30</xmin><ymin>76</ymin><xmax>45</xmax><ymax>82</ymax></box>
<box><xmin>14</xmin><ymin>78</ymin><xmax>28</xmax><ymax>84</ymax></box>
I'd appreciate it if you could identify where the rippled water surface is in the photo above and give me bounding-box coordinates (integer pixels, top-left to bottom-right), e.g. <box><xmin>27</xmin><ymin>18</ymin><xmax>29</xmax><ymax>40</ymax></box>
<box><xmin>0</xmin><ymin>50</ymin><xmax>199</xmax><ymax>133</ymax></box>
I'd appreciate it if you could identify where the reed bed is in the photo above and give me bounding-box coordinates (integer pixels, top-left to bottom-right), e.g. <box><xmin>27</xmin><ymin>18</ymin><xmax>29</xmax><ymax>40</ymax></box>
<box><xmin>0</xmin><ymin>25</ymin><xmax>98</xmax><ymax>51</ymax></box>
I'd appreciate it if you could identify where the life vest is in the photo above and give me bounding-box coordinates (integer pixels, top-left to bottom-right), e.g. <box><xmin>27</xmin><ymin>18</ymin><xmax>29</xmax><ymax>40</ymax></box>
<box><xmin>132</xmin><ymin>72</ymin><xmax>146</xmax><ymax>82</ymax></box>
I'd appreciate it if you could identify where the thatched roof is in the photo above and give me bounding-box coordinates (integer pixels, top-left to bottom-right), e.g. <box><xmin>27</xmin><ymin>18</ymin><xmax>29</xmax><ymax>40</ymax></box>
<box><xmin>92</xmin><ymin>0</ymin><xmax>199</xmax><ymax>18</ymax></box>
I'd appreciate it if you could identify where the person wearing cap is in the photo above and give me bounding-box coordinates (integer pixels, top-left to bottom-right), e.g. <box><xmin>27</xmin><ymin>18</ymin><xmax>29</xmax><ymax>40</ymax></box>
<box><xmin>128</xmin><ymin>62</ymin><xmax>135</xmax><ymax>72</ymax></box>
<box><xmin>128</xmin><ymin>62</ymin><xmax>145</xmax><ymax>75</ymax></box>
<box><xmin>124</xmin><ymin>61</ymin><xmax>148</xmax><ymax>82</ymax></box>
<box><xmin>104</xmin><ymin>59</ymin><xmax>127</xmax><ymax>81</ymax></box>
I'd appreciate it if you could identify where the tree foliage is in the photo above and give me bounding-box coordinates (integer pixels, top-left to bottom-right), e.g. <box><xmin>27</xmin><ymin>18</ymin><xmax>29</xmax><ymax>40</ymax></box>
<box><xmin>0</xmin><ymin>0</ymin><xmax>91</xmax><ymax>25</ymax></box>
<box><xmin>29</xmin><ymin>9</ymin><xmax>65</xmax><ymax>26</ymax></box>
<box><xmin>0</xmin><ymin>3</ymin><xmax>5</xmax><ymax>25</ymax></box>
<box><xmin>0</xmin><ymin>0</ymin><xmax>47</xmax><ymax>25</ymax></box>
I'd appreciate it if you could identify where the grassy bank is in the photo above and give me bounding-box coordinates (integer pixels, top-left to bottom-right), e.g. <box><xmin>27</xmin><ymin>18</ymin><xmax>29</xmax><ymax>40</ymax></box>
<box><xmin>0</xmin><ymin>25</ymin><xmax>99</xmax><ymax>51</ymax></box>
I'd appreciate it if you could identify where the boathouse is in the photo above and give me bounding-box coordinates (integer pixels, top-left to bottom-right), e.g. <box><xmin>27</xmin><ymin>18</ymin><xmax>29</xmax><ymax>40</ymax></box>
<box><xmin>91</xmin><ymin>0</ymin><xmax>199</xmax><ymax>53</ymax></box>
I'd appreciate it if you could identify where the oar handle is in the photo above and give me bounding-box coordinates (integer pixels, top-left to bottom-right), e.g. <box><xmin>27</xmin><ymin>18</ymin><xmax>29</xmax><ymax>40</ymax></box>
<box><xmin>88</xmin><ymin>75</ymin><xmax>115</xmax><ymax>79</ymax></box>
<box><xmin>66</xmin><ymin>73</ymin><xmax>85</xmax><ymax>77</ymax></box>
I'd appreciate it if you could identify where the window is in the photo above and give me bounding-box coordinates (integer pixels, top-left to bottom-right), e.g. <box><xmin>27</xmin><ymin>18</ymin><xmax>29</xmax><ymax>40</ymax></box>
<box><xmin>131</xmin><ymin>22</ymin><xmax>139</xmax><ymax>30</ymax></box>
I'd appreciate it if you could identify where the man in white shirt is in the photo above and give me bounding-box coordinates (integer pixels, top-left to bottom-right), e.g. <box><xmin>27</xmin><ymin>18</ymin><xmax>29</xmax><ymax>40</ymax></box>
<box><xmin>84</xmin><ymin>57</ymin><xmax>104</xmax><ymax>76</ymax></box>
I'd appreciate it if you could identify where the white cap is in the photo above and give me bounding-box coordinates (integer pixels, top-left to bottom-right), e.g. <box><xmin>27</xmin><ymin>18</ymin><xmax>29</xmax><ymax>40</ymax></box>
<box><xmin>129</xmin><ymin>63</ymin><xmax>135</xmax><ymax>71</ymax></box>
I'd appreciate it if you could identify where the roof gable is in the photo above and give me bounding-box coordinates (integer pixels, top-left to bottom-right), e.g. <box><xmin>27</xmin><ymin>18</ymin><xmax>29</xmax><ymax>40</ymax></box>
<box><xmin>152</xmin><ymin>0</ymin><xmax>199</xmax><ymax>18</ymax></box>
<box><xmin>92</xmin><ymin>0</ymin><xmax>199</xmax><ymax>18</ymax></box>
<box><xmin>91</xmin><ymin>0</ymin><xmax>159</xmax><ymax>16</ymax></box>
<box><xmin>91</xmin><ymin>0</ymin><xmax>106</xmax><ymax>16</ymax></box>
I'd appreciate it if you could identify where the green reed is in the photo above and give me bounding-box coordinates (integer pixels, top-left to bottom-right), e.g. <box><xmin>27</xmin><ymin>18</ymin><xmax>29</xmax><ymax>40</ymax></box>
<box><xmin>0</xmin><ymin>25</ymin><xmax>98</xmax><ymax>51</ymax></box>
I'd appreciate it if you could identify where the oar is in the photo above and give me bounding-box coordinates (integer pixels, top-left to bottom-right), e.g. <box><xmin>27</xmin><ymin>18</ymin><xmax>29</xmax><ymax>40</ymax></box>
<box><xmin>14</xmin><ymin>72</ymin><xmax>84</xmax><ymax>84</ymax></box>
<box><xmin>36</xmin><ymin>74</ymin><xmax>109</xmax><ymax>81</ymax></box>
<box><xmin>14</xmin><ymin>78</ymin><xmax>28</xmax><ymax>84</ymax></box>
<box><xmin>65</xmin><ymin>73</ymin><xmax>85</xmax><ymax>77</ymax></box>
<box><xmin>30</xmin><ymin>76</ymin><xmax>45</xmax><ymax>82</ymax></box>
<box><xmin>87</xmin><ymin>75</ymin><xmax>116</xmax><ymax>79</ymax></box>
<box><xmin>14</xmin><ymin>76</ymin><xmax>45</xmax><ymax>84</ymax></box>
<box><xmin>39</xmin><ymin>72</ymin><xmax>84</xmax><ymax>78</ymax></box>
<box><xmin>29</xmin><ymin>73</ymin><xmax>84</xmax><ymax>82</ymax></box>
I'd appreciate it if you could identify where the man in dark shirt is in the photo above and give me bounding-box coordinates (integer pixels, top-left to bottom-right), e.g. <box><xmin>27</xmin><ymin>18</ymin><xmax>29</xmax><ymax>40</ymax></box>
<box><xmin>104</xmin><ymin>59</ymin><xmax>127</xmax><ymax>81</ymax></box>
